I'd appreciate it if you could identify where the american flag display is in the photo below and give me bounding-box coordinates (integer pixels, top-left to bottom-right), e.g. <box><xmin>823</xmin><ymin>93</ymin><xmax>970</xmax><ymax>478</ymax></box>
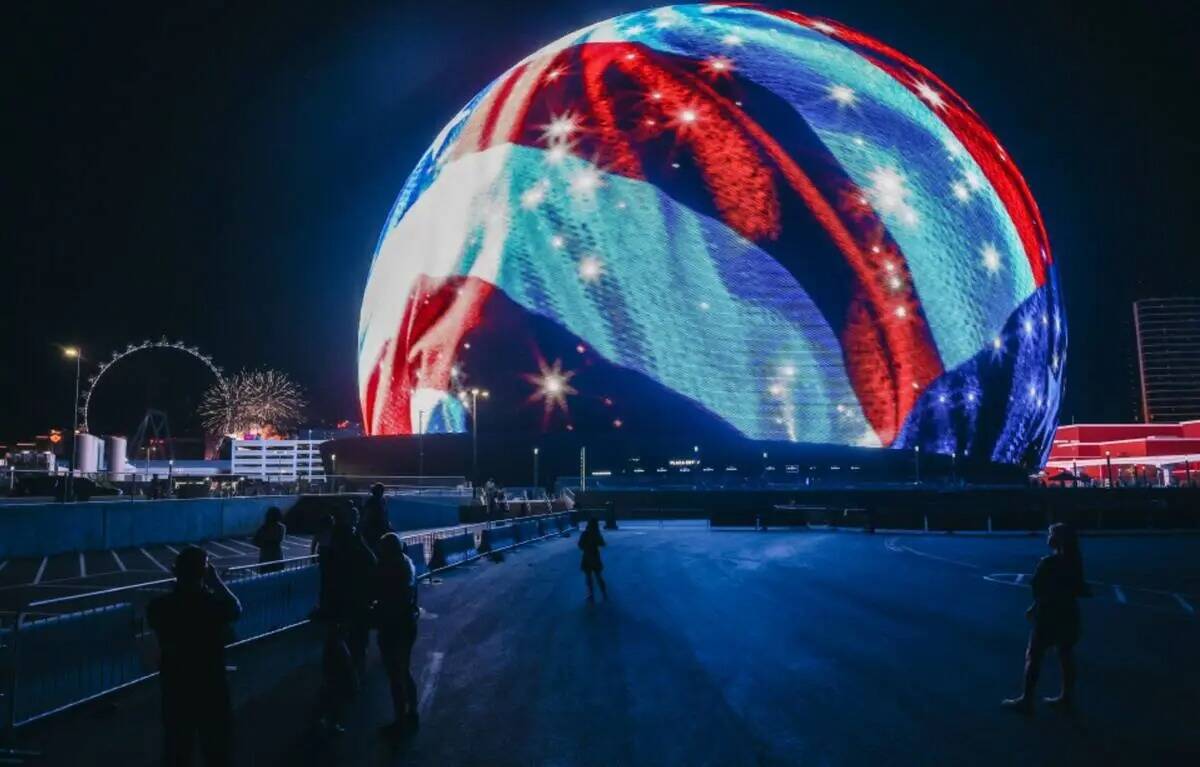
<box><xmin>359</xmin><ymin>3</ymin><xmax>1066</xmax><ymax>466</ymax></box>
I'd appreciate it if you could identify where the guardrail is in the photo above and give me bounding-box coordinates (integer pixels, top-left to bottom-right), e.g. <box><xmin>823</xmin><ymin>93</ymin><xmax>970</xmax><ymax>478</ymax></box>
<box><xmin>2</xmin><ymin>469</ymin><xmax>473</xmax><ymax>504</ymax></box>
<box><xmin>0</xmin><ymin>512</ymin><xmax>574</xmax><ymax>735</ymax></box>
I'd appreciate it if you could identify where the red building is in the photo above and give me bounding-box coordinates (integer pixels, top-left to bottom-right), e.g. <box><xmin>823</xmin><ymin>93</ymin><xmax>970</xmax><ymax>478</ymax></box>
<box><xmin>1046</xmin><ymin>422</ymin><xmax>1200</xmax><ymax>486</ymax></box>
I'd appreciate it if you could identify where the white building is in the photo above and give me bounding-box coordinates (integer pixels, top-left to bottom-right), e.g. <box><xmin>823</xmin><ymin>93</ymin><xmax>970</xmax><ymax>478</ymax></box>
<box><xmin>230</xmin><ymin>439</ymin><xmax>326</xmax><ymax>481</ymax></box>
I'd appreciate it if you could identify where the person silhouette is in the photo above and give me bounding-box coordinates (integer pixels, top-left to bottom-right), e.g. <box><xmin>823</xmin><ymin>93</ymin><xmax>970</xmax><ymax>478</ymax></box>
<box><xmin>373</xmin><ymin>533</ymin><xmax>421</xmax><ymax>736</ymax></box>
<box><xmin>252</xmin><ymin>506</ymin><xmax>286</xmax><ymax>573</ymax></box>
<box><xmin>361</xmin><ymin>483</ymin><xmax>392</xmax><ymax>551</ymax></box>
<box><xmin>147</xmin><ymin>546</ymin><xmax>242</xmax><ymax>766</ymax></box>
<box><xmin>578</xmin><ymin>518</ymin><xmax>608</xmax><ymax>602</ymax></box>
<box><xmin>1003</xmin><ymin>523</ymin><xmax>1089</xmax><ymax>714</ymax></box>
<box><xmin>326</xmin><ymin>506</ymin><xmax>377</xmax><ymax>681</ymax></box>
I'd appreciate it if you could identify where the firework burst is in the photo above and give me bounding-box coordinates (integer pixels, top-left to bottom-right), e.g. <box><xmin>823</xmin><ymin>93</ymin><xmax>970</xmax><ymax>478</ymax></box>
<box><xmin>199</xmin><ymin>369</ymin><xmax>306</xmax><ymax>437</ymax></box>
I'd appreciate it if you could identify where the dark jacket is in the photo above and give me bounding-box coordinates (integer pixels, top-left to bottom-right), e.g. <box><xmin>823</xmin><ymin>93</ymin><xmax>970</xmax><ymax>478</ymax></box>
<box><xmin>253</xmin><ymin>521</ymin><xmax>286</xmax><ymax>562</ymax></box>
<box><xmin>1030</xmin><ymin>552</ymin><xmax>1086</xmax><ymax>640</ymax></box>
<box><xmin>147</xmin><ymin>587</ymin><xmax>241</xmax><ymax>688</ymax></box>
<box><xmin>373</xmin><ymin>554</ymin><xmax>419</xmax><ymax>636</ymax></box>
<box><xmin>578</xmin><ymin>528</ymin><xmax>605</xmax><ymax>572</ymax></box>
<box><xmin>320</xmin><ymin>528</ymin><xmax>377</xmax><ymax>622</ymax></box>
<box><xmin>361</xmin><ymin>495</ymin><xmax>392</xmax><ymax>547</ymax></box>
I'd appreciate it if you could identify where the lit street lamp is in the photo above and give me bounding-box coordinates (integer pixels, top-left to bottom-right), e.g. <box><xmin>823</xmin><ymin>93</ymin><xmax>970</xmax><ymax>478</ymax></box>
<box><xmin>63</xmin><ymin>347</ymin><xmax>81</xmax><ymax>503</ymax></box>
<box><xmin>470</xmin><ymin>388</ymin><xmax>489</xmax><ymax>484</ymax></box>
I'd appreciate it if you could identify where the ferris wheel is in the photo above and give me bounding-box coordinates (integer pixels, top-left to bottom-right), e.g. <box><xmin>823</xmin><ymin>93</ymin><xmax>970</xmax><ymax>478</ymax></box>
<box><xmin>79</xmin><ymin>338</ymin><xmax>227</xmax><ymax>434</ymax></box>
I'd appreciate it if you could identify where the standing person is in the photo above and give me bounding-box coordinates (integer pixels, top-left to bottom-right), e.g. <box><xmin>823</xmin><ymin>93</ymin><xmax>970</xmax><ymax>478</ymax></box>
<box><xmin>578</xmin><ymin>518</ymin><xmax>608</xmax><ymax>602</ymax></box>
<box><xmin>324</xmin><ymin>509</ymin><xmax>377</xmax><ymax>681</ymax></box>
<box><xmin>1003</xmin><ymin>523</ymin><xmax>1089</xmax><ymax>714</ymax></box>
<box><xmin>147</xmin><ymin>547</ymin><xmax>242</xmax><ymax>766</ymax></box>
<box><xmin>316</xmin><ymin>625</ymin><xmax>356</xmax><ymax>735</ymax></box>
<box><xmin>311</xmin><ymin>513</ymin><xmax>336</xmax><ymax>610</ymax></box>
<box><xmin>361</xmin><ymin>483</ymin><xmax>392</xmax><ymax>550</ymax></box>
<box><xmin>252</xmin><ymin>506</ymin><xmax>287</xmax><ymax>573</ymax></box>
<box><xmin>484</xmin><ymin>479</ymin><xmax>497</xmax><ymax>521</ymax></box>
<box><xmin>373</xmin><ymin>533</ymin><xmax>421</xmax><ymax>736</ymax></box>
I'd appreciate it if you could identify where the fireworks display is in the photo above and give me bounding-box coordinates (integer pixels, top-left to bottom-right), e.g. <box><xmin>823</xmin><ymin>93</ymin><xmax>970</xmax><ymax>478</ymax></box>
<box><xmin>200</xmin><ymin>369</ymin><xmax>307</xmax><ymax>437</ymax></box>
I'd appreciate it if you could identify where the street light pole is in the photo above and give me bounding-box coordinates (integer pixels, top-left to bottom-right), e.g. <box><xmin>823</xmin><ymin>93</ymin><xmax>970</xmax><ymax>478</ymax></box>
<box><xmin>1105</xmin><ymin>451</ymin><xmax>1114</xmax><ymax>488</ymax></box>
<box><xmin>470</xmin><ymin>389</ymin><xmax>489</xmax><ymax>485</ymax></box>
<box><xmin>417</xmin><ymin>410</ymin><xmax>425</xmax><ymax>489</ymax></box>
<box><xmin>63</xmin><ymin>347</ymin><xmax>81</xmax><ymax>503</ymax></box>
<box><xmin>914</xmin><ymin>445</ymin><xmax>921</xmax><ymax>485</ymax></box>
<box><xmin>533</xmin><ymin>446</ymin><xmax>539</xmax><ymax>489</ymax></box>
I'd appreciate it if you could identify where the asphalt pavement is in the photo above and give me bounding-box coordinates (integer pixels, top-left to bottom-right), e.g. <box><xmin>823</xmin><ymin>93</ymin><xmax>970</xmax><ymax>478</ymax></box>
<box><xmin>15</xmin><ymin>526</ymin><xmax>1200</xmax><ymax>766</ymax></box>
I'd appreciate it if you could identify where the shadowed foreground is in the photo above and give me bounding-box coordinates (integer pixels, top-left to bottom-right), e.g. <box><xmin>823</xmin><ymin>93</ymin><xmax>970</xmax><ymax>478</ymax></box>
<box><xmin>22</xmin><ymin>527</ymin><xmax>1200</xmax><ymax>765</ymax></box>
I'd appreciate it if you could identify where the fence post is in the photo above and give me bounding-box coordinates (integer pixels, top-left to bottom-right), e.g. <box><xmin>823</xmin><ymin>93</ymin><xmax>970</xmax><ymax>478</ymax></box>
<box><xmin>923</xmin><ymin>514</ymin><xmax>929</xmax><ymax>533</ymax></box>
<box><xmin>987</xmin><ymin>515</ymin><xmax>993</xmax><ymax>533</ymax></box>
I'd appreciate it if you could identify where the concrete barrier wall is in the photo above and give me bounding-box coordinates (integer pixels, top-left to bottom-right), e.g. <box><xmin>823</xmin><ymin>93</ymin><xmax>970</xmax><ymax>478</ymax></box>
<box><xmin>390</xmin><ymin>496</ymin><xmax>462</xmax><ymax>532</ymax></box>
<box><xmin>0</xmin><ymin>496</ymin><xmax>298</xmax><ymax>559</ymax></box>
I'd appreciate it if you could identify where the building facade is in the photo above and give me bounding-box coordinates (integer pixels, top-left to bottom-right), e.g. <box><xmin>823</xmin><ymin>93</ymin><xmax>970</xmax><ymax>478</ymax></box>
<box><xmin>1046</xmin><ymin>421</ymin><xmax>1200</xmax><ymax>486</ymax></box>
<box><xmin>1134</xmin><ymin>297</ymin><xmax>1200</xmax><ymax>422</ymax></box>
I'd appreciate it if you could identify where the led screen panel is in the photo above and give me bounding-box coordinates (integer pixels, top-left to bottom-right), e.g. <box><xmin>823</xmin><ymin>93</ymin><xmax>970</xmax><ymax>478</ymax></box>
<box><xmin>359</xmin><ymin>4</ymin><xmax>1066</xmax><ymax>466</ymax></box>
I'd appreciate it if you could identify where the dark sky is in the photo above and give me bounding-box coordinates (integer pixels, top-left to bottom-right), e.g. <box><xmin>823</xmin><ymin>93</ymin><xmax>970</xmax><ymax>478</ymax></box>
<box><xmin>6</xmin><ymin>0</ymin><xmax>1198</xmax><ymax>442</ymax></box>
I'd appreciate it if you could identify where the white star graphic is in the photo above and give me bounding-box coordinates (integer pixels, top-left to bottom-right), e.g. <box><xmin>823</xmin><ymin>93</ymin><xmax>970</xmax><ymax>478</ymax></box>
<box><xmin>915</xmin><ymin>80</ymin><xmax>946</xmax><ymax>110</ymax></box>
<box><xmin>829</xmin><ymin>84</ymin><xmax>856</xmax><ymax>107</ymax></box>
<box><xmin>980</xmin><ymin>243</ymin><xmax>1002</xmax><ymax>274</ymax></box>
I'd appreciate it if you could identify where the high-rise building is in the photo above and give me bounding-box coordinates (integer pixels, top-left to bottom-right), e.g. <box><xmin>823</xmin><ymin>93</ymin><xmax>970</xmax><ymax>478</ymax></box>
<box><xmin>1134</xmin><ymin>298</ymin><xmax>1200</xmax><ymax>422</ymax></box>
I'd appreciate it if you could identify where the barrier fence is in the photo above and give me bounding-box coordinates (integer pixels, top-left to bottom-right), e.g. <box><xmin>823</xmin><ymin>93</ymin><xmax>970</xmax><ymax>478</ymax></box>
<box><xmin>0</xmin><ymin>512</ymin><xmax>574</xmax><ymax>735</ymax></box>
<box><xmin>2</xmin><ymin>469</ymin><xmax>472</xmax><ymax>503</ymax></box>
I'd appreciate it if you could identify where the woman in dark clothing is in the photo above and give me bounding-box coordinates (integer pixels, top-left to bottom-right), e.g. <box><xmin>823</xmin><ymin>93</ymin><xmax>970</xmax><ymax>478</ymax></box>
<box><xmin>252</xmin><ymin>507</ymin><xmax>286</xmax><ymax>573</ymax></box>
<box><xmin>373</xmin><ymin>533</ymin><xmax>420</xmax><ymax>736</ymax></box>
<box><xmin>578</xmin><ymin>518</ymin><xmax>607</xmax><ymax>602</ymax></box>
<box><xmin>1003</xmin><ymin>523</ymin><xmax>1089</xmax><ymax>713</ymax></box>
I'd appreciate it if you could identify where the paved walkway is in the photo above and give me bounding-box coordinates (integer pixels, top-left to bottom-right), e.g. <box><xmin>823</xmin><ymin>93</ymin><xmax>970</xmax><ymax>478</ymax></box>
<box><xmin>13</xmin><ymin>529</ymin><xmax>1200</xmax><ymax>765</ymax></box>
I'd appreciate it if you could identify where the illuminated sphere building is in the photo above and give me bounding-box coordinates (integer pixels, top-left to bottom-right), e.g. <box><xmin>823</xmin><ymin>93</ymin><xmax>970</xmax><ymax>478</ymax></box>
<box><xmin>358</xmin><ymin>4</ymin><xmax>1066</xmax><ymax>471</ymax></box>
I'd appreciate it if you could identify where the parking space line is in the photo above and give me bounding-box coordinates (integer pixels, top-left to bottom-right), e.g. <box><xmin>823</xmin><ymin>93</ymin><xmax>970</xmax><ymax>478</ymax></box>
<box><xmin>419</xmin><ymin>651</ymin><xmax>445</xmax><ymax>715</ymax></box>
<box><xmin>1174</xmin><ymin>593</ymin><xmax>1195</xmax><ymax>615</ymax></box>
<box><xmin>78</xmin><ymin>552</ymin><xmax>87</xmax><ymax>578</ymax></box>
<box><xmin>884</xmin><ymin>537</ymin><xmax>980</xmax><ymax>570</ymax></box>
<box><xmin>33</xmin><ymin>557</ymin><xmax>48</xmax><ymax>585</ymax></box>
<box><xmin>111</xmin><ymin>550</ymin><xmax>127</xmax><ymax>572</ymax></box>
<box><xmin>165</xmin><ymin>545</ymin><xmax>180</xmax><ymax>555</ymax></box>
<box><xmin>225</xmin><ymin>539</ymin><xmax>259</xmax><ymax>554</ymax></box>
<box><xmin>141</xmin><ymin>547</ymin><xmax>169</xmax><ymax>573</ymax></box>
<box><xmin>207</xmin><ymin>540</ymin><xmax>244</xmax><ymax>556</ymax></box>
<box><xmin>286</xmin><ymin>535</ymin><xmax>311</xmax><ymax>547</ymax></box>
<box><xmin>1113</xmin><ymin>585</ymin><xmax>1127</xmax><ymax>604</ymax></box>
<box><xmin>0</xmin><ymin>560</ymin><xmax>7</xmax><ymax>575</ymax></box>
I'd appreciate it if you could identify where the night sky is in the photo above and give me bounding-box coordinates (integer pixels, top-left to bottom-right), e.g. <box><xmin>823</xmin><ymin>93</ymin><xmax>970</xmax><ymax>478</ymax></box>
<box><xmin>6</xmin><ymin>0</ymin><xmax>1198</xmax><ymax>443</ymax></box>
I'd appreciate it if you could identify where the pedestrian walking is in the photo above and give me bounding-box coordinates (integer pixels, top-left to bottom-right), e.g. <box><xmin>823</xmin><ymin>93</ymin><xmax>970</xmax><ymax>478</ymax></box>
<box><xmin>578</xmin><ymin>517</ymin><xmax>608</xmax><ymax>602</ymax></box>
<box><xmin>252</xmin><ymin>506</ymin><xmax>286</xmax><ymax>573</ymax></box>
<box><xmin>373</xmin><ymin>533</ymin><xmax>421</xmax><ymax>736</ymax></box>
<box><xmin>147</xmin><ymin>546</ymin><xmax>242</xmax><ymax>766</ymax></box>
<box><xmin>1002</xmin><ymin>523</ymin><xmax>1089</xmax><ymax>714</ymax></box>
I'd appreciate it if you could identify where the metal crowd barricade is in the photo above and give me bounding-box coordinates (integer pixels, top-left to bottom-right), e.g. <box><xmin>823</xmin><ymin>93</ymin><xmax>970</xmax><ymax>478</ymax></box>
<box><xmin>0</xmin><ymin>512</ymin><xmax>574</xmax><ymax>735</ymax></box>
<box><xmin>1</xmin><ymin>553</ymin><xmax>320</xmax><ymax>732</ymax></box>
